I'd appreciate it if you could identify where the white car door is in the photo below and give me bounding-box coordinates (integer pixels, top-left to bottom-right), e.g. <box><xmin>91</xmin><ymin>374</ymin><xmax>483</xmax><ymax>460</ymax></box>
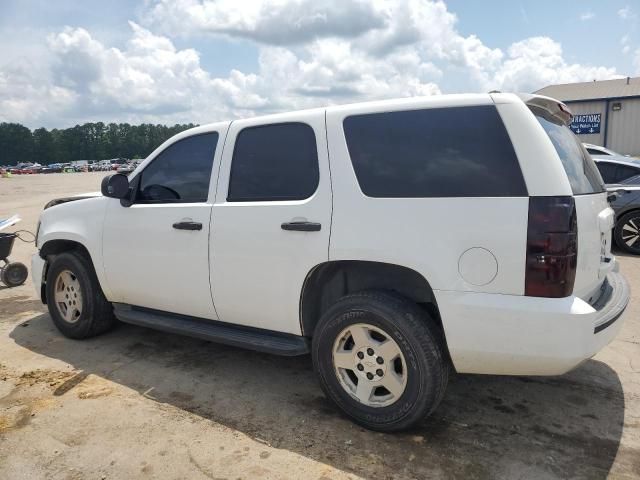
<box><xmin>210</xmin><ymin>110</ymin><xmax>332</xmax><ymax>335</ymax></box>
<box><xmin>102</xmin><ymin>126</ymin><xmax>227</xmax><ymax>320</ymax></box>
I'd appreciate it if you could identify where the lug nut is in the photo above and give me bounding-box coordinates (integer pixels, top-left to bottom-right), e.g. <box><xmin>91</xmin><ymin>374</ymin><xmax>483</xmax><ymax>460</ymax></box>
<box><xmin>366</xmin><ymin>372</ymin><xmax>374</xmax><ymax>380</ymax></box>
<box><xmin>376</xmin><ymin>369</ymin><xmax>384</xmax><ymax>376</ymax></box>
<box><xmin>367</xmin><ymin>348</ymin><xmax>374</xmax><ymax>356</ymax></box>
<box><xmin>376</xmin><ymin>357</ymin><xmax>383</xmax><ymax>364</ymax></box>
<box><xmin>357</xmin><ymin>364</ymin><xmax>364</xmax><ymax>371</ymax></box>
<box><xmin>357</xmin><ymin>351</ymin><xmax>364</xmax><ymax>359</ymax></box>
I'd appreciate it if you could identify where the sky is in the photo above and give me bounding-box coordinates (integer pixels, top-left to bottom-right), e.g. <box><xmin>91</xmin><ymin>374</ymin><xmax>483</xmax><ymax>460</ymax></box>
<box><xmin>0</xmin><ymin>0</ymin><xmax>638</xmax><ymax>129</ymax></box>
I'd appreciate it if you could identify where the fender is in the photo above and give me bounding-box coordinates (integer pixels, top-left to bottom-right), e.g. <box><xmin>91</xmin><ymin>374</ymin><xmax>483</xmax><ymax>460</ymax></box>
<box><xmin>37</xmin><ymin>195</ymin><xmax>114</xmax><ymax>300</ymax></box>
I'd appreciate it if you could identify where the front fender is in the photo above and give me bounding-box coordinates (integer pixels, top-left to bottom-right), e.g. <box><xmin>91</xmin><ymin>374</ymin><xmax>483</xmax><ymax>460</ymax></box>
<box><xmin>38</xmin><ymin>196</ymin><xmax>113</xmax><ymax>300</ymax></box>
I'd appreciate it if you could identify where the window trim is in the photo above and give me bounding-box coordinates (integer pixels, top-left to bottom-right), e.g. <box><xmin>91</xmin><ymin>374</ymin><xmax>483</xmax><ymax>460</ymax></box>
<box><xmin>226</xmin><ymin>121</ymin><xmax>320</xmax><ymax>203</ymax></box>
<box><xmin>131</xmin><ymin>132</ymin><xmax>219</xmax><ymax>205</ymax></box>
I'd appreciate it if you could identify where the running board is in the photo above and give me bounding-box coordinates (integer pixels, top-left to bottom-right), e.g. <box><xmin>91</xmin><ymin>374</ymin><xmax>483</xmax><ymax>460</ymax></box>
<box><xmin>113</xmin><ymin>304</ymin><xmax>309</xmax><ymax>356</ymax></box>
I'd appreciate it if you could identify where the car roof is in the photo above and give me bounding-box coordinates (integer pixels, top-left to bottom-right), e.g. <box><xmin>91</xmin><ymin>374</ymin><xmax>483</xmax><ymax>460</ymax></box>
<box><xmin>594</xmin><ymin>157</ymin><xmax>640</xmax><ymax>168</ymax></box>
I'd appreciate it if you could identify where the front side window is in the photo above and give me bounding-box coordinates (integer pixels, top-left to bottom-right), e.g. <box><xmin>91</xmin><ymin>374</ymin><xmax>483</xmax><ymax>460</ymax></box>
<box><xmin>343</xmin><ymin>105</ymin><xmax>527</xmax><ymax>198</ymax></box>
<box><xmin>227</xmin><ymin>122</ymin><xmax>319</xmax><ymax>202</ymax></box>
<box><xmin>616</xmin><ymin>164</ymin><xmax>640</xmax><ymax>183</ymax></box>
<box><xmin>137</xmin><ymin>133</ymin><xmax>219</xmax><ymax>203</ymax></box>
<box><xmin>532</xmin><ymin>107</ymin><xmax>604</xmax><ymax>194</ymax></box>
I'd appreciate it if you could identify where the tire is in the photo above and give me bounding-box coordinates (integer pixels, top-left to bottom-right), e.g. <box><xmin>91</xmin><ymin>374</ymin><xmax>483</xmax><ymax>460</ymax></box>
<box><xmin>1</xmin><ymin>262</ymin><xmax>28</xmax><ymax>287</ymax></box>
<box><xmin>45</xmin><ymin>251</ymin><xmax>116</xmax><ymax>339</ymax></box>
<box><xmin>312</xmin><ymin>290</ymin><xmax>449</xmax><ymax>432</ymax></box>
<box><xmin>614</xmin><ymin>211</ymin><xmax>640</xmax><ymax>255</ymax></box>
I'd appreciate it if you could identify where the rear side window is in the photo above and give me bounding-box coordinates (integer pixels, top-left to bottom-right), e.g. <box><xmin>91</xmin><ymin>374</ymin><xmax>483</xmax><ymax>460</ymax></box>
<box><xmin>343</xmin><ymin>105</ymin><xmax>527</xmax><ymax>198</ymax></box>
<box><xmin>228</xmin><ymin>122</ymin><xmax>319</xmax><ymax>202</ymax></box>
<box><xmin>587</xmin><ymin>147</ymin><xmax>608</xmax><ymax>156</ymax></box>
<box><xmin>137</xmin><ymin>133</ymin><xmax>218</xmax><ymax>203</ymax></box>
<box><xmin>595</xmin><ymin>162</ymin><xmax>617</xmax><ymax>184</ymax></box>
<box><xmin>531</xmin><ymin>107</ymin><xmax>604</xmax><ymax>194</ymax></box>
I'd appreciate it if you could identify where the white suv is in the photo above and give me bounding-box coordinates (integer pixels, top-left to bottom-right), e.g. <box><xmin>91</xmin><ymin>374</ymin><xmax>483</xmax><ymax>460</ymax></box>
<box><xmin>32</xmin><ymin>93</ymin><xmax>629</xmax><ymax>432</ymax></box>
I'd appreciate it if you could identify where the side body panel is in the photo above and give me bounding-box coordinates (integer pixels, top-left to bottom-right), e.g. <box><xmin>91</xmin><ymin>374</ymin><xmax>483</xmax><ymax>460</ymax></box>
<box><xmin>210</xmin><ymin>109</ymin><xmax>332</xmax><ymax>335</ymax></box>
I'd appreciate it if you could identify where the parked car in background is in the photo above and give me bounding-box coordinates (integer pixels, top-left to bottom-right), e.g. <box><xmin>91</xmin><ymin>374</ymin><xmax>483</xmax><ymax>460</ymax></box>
<box><xmin>584</xmin><ymin>143</ymin><xmax>635</xmax><ymax>162</ymax></box>
<box><xmin>33</xmin><ymin>93</ymin><xmax>629</xmax><ymax>432</ymax></box>
<box><xmin>607</xmin><ymin>186</ymin><xmax>640</xmax><ymax>254</ymax></box>
<box><xmin>592</xmin><ymin>157</ymin><xmax>640</xmax><ymax>185</ymax></box>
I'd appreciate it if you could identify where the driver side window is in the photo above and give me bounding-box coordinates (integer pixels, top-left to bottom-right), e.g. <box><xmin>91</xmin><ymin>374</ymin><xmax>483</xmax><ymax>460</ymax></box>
<box><xmin>137</xmin><ymin>132</ymin><xmax>219</xmax><ymax>203</ymax></box>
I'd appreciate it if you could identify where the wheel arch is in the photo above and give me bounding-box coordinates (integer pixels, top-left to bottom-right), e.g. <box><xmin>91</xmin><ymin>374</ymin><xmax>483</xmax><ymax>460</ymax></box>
<box><xmin>38</xmin><ymin>239</ymin><xmax>98</xmax><ymax>304</ymax></box>
<box><xmin>299</xmin><ymin>260</ymin><xmax>444</xmax><ymax>339</ymax></box>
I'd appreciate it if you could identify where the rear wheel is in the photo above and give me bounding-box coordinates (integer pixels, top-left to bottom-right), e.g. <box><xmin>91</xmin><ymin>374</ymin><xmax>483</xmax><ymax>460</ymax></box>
<box><xmin>312</xmin><ymin>291</ymin><xmax>448</xmax><ymax>432</ymax></box>
<box><xmin>46</xmin><ymin>251</ymin><xmax>116</xmax><ymax>339</ymax></box>
<box><xmin>614</xmin><ymin>211</ymin><xmax>640</xmax><ymax>255</ymax></box>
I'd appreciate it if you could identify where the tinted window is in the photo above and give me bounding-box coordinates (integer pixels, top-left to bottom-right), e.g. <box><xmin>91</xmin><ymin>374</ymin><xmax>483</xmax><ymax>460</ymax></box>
<box><xmin>622</xmin><ymin>174</ymin><xmax>640</xmax><ymax>185</ymax></box>
<box><xmin>616</xmin><ymin>164</ymin><xmax>640</xmax><ymax>183</ymax></box>
<box><xmin>137</xmin><ymin>133</ymin><xmax>218</xmax><ymax>203</ymax></box>
<box><xmin>587</xmin><ymin>147</ymin><xmax>609</xmax><ymax>156</ymax></box>
<box><xmin>228</xmin><ymin>123</ymin><xmax>319</xmax><ymax>202</ymax></box>
<box><xmin>596</xmin><ymin>162</ymin><xmax>618</xmax><ymax>184</ymax></box>
<box><xmin>343</xmin><ymin>105</ymin><xmax>527</xmax><ymax>198</ymax></box>
<box><xmin>532</xmin><ymin>107</ymin><xmax>604</xmax><ymax>194</ymax></box>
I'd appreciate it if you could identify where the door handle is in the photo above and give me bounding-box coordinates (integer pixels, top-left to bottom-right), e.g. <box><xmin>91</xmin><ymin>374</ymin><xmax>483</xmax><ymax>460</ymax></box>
<box><xmin>281</xmin><ymin>221</ymin><xmax>321</xmax><ymax>232</ymax></box>
<box><xmin>173</xmin><ymin>221</ymin><xmax>203</xmax><ymax>231</ymax></box>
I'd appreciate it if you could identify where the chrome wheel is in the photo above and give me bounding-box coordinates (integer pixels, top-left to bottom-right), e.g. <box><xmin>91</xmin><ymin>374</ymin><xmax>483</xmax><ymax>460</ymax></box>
<box><xmin>621</xmin><ymin>216</ymin><xmax>640</xmax><ymax>248</ymax></box>
<box><xmin>53</xmin><ymin>270</ymin><xmax>83</xmax><ymax>323</ymax></box>
<box><xmin>332</xmin><ymin>323</ymin><xmax>407</xmax><ymax>408</ymax></box>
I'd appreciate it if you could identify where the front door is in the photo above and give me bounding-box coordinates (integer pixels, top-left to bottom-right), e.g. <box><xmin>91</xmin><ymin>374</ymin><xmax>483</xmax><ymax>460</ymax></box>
<box><xmin>102</xmin><ymin>128</ymin><xmax>225</xmax><ymax>320</ymax></box>
<box><xmin>210</xmin><ymin>111</ymin><xmax>332</xmax><ymax>335</ymax></box>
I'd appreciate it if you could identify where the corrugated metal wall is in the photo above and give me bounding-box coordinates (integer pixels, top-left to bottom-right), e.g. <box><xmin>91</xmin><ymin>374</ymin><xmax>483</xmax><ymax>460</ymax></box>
<box><xmin>606</xmin><ymin>98</ymin><xmax>640</xmax><ymax>155</ymax></box>
<box><xmin>566</xmin><ymin>101</ymin><xmax>606</xmax><ymax>146</ymax></box>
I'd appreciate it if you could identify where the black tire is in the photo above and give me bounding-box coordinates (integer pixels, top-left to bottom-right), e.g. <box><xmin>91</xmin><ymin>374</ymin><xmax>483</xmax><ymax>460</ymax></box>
<box><xmin>1</xmin><ymin>261</ymin><xmax>28</xmax><ymax>287</ymax></box>
<box><xmin>46</xmin><ymin>251</ymin><xmax>116</xmax><ymax>339</ymax></box>
<box><xmin>312</xmin><ymin>290</ymin><xmax>449</xmax><ymax>432</ymax></box>
<box><xmin>614</xmin><ymin>211</ymin><xmax>640</xmax><ymax>255</ymax></box>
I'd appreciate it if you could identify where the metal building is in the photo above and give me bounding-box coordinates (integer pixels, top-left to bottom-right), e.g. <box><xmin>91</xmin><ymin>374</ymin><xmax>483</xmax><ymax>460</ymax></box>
<box><xmin>535</xmin><ymin>77</ymin><xmax>640</xmax><ymax>155</ymax></box>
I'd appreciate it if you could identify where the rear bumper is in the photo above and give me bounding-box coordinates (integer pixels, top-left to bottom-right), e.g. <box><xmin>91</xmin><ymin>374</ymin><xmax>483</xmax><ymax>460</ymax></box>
<box><xmin>437</xmin><ymin>270</ymin><xmax>630</xmax><ymax>375</ymax></box>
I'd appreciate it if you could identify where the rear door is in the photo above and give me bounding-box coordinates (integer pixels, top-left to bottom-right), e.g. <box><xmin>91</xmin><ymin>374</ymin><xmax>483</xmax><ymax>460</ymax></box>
<box><xmin>531</xmin><ymin>105</ymin><xmax>613</xmax><ymax>299</ymax></box>
<box><xmin>210</xmin><ymin>110</ymin><xmax>331</xmax><ymax>335</ymax></box>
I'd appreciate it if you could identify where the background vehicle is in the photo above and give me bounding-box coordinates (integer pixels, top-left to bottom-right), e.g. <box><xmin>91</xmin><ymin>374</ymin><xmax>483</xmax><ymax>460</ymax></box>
<box><xmin>32</xmin><ymin>93</ymin><xmax>629</xmax><ymax>432</ymax></box>
<box><xmin>584</xmin><ymin>143</ymin><xmax>636</xmax><ymax>162</ymax></box>
<box><xmin>607</xmin><ymin>187</ymin><xmax>640</xmax><ymax>254</ymax></box>
<box><xmin>592</xmin><ymin>157</ymin><xmax>640</xmax><ymax>185</ymax></box>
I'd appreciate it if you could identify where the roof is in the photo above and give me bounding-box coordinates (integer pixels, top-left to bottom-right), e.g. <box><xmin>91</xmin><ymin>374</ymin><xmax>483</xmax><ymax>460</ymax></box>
<box><xmin>535</xmin><ymin>77</ymin><xmax>640</xmax><ymax>102</ymax></box>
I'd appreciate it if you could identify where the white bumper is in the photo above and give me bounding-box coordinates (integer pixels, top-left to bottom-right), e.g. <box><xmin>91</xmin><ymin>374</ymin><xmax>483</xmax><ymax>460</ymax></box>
<box><xmin>31</xmin><ymin>253</ymin><xmax>46</xmax><ymax>300</ymax></box>
<box><xmin>438</xmin><ymin>270</ymin><xmax>630</xmax><ymax>376</ymax></box>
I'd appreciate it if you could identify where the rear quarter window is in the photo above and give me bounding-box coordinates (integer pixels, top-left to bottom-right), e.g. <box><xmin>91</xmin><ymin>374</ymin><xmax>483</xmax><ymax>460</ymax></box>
<box><xmin>343</xmin><ymin>105</ymin><xmax>527</xmax><ymax>198</ymax></box>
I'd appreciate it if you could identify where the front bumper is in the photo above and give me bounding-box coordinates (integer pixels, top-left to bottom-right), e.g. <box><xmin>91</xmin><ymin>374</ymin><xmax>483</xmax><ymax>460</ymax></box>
<box><xmin>437</xmin><ymin>270</ymin><xmax>630</xmax><ymax>376</ymax></box>
<box><xmin>31</xmin><ymin>253</ymin><xmax>46</xmax><ymax>303</ymax></box>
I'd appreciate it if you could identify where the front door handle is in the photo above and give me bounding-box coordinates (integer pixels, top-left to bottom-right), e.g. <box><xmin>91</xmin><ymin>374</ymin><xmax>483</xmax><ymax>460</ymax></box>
<box><xmin>173</xmin><ymin>221</ymin><xmax>203</xmax><ymax>231</ymax></box>
<box><xmin>281</xmin><ymin>221</ymin><xmax>321</xmax><ymax>232</ymax></box>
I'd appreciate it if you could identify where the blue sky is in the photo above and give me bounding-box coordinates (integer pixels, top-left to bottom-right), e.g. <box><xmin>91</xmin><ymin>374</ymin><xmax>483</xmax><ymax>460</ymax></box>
<box><xmin>0</xmin><ymin>0</ymin><xmax>637</xmax><ymax>128</ymax></box>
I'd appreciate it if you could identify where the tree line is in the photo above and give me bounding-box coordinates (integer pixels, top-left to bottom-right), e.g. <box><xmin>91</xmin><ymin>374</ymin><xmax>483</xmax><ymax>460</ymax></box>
<box><xmin>0</xmin><ymin>122</ymin><xmax>197</xmax><ymax>166</ymax></box>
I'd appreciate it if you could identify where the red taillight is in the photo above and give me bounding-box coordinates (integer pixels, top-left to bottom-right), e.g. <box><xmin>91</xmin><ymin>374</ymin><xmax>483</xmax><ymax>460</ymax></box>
<box><xmin>525</xmin><ymin>196</ymin><xmax>577</xmax><ymax>298</ymax></box>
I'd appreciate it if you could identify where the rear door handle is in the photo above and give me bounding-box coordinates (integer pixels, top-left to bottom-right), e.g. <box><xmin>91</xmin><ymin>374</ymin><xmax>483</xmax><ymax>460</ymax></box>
<box><xmin>281</xmin><ymin>221</ymin><xmax>321</xmax><ymax>232</ymax></box>
<box><xmin>173</xmin><ymin>221</ymin><xmax>202</xmax><ymax>231</ymax></box>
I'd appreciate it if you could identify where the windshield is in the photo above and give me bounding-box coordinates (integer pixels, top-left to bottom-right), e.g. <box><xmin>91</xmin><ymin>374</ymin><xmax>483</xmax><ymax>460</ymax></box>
<box><xmin>530</xmin><ymin>106</ymin><xmax>605</xmax><ymax>194</ymax></box>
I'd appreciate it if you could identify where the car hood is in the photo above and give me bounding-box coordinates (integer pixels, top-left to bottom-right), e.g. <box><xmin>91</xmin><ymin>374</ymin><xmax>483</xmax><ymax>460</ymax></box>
<box><xmin>44</xmin><ymin>191</ymin><xmax>102</xmax><ymax>210</ymax></box>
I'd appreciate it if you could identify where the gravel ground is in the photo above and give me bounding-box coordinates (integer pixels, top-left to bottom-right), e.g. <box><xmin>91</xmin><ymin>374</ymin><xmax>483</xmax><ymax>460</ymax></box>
<box><xmin>0</xmin><ymin>172</ymin><xmax>639</xmax><ymax>479</ymax></box>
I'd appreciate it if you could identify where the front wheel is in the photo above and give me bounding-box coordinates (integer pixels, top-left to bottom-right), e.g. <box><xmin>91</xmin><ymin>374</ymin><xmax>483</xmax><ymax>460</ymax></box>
<box><xmin>312</xmin><ymin>291</ymin><xmax>448</xmax><ymax>432</ymax></box>
<box><xmin>46</xmin><ymin>251</ymin><xmax>116</xmax><ymax>339</ymax></box>
<box><xmin>614</xmin><ymin>211</ymin><xmax>640</xmax><ymax>255</ymax></box>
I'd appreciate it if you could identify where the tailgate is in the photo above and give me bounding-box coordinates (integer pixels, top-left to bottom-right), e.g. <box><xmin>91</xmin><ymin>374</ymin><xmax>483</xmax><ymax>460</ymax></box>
<box><xmin>574</xmin><ymin>192</ymin><xmax>615</xmax><ymax>300</ymax></box>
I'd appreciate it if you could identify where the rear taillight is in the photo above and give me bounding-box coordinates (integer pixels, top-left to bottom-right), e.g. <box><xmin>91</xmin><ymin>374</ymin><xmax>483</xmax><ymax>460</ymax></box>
<box><xmin>525</xmin><ymin>196</ymin><xmax>577</xmax><ymax>298</ymax></box>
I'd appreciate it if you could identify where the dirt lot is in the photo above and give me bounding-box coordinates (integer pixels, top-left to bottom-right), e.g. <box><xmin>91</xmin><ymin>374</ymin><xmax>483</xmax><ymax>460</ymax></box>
<box><xmin>0</xmin><ymin>172</ymin><xmax>639</xmax><ymax>479</ymax></box>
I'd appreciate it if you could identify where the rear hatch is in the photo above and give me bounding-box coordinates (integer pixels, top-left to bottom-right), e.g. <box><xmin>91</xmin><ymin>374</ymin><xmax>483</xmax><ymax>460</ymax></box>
<box><xmin>527</xmin><ymin>96</ymin><xmax>614</xmax><ymax>301</ymax></box>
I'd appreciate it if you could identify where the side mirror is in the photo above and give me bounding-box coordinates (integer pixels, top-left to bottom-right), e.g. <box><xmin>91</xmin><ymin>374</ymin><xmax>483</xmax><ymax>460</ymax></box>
<box><xmin>101</xmin><ymin>174</ymin><xmax>130</xmax><ymax>199</ymax></box>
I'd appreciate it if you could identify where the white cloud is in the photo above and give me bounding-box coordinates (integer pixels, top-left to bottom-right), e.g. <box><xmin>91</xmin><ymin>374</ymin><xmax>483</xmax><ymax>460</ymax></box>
<box><xmin>580</xmin><ymin>11</ymin><xmax>595</xmax><ymax>21</ymax></box>
<box><xmin>0</xmin><ymin>0</ymin><xmax>621</xmax><ymax>128</ymax></box>
<box><xmin>618</xmin><ymin>6</ymin><xmax>636</xmax><ymax>20</ymax></box>
<box><xmin>622</xmin><ymin>35</ymin><xmax>631</xmax><ymax>54</ymax></box>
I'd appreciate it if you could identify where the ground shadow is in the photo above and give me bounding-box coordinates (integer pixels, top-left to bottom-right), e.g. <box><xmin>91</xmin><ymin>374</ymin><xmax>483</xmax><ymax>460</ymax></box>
<box><xmin>10</xmin><ymin>313</ymin><xmax>630</xmax><ymax>479</ymax></box>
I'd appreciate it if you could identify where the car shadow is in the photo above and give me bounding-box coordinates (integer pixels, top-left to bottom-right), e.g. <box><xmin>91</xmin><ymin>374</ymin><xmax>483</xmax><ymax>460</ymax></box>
<box><xmin>10</xmin><ymin>313</ymin><xmax>628</xmax><ymax>479</ymax></box>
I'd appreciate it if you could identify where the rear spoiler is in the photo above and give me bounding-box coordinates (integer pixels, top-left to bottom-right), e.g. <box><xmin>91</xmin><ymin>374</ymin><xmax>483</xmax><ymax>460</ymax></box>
<box><xmin>516</xmin><ymin>93</ymin><xmax>573</xmax><ymax>126</ymax></box>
